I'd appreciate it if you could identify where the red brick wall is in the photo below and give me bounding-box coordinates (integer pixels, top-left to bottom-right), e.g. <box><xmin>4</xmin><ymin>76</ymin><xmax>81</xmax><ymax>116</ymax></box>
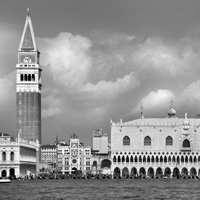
<box><xmin>16</xmin><ymin>91</ymin><xmax>41</xmax><ymax>144</ymax></box>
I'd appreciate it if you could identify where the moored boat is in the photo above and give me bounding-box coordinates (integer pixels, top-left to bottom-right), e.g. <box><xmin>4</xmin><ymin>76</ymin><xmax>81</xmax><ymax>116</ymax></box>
<box><xmin>0</xmin><ymin>179</ymin><xmax>11</xmax><ymax>183</ymax></box>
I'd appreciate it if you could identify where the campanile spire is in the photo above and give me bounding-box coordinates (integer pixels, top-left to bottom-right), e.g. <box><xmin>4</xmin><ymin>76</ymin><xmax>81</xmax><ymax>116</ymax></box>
<box><xmin>19</xmin><ymin>8</ymin><xmax>37</xmax><ymax>51</ymax></box>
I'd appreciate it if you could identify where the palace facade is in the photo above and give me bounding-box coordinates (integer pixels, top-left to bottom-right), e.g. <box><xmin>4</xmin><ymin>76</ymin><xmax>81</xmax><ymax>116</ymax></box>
<box><xmin>111</xmin><ymin>105</ymin><xmax>200</xmax><ymax>178</ymax></box>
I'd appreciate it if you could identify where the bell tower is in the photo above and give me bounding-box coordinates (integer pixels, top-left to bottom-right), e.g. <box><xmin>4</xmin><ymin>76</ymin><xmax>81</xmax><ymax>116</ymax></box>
<box><xmin>16</xmin><ymin>9</ymin><xmax>42</xmax><ymax>144</ymax></box>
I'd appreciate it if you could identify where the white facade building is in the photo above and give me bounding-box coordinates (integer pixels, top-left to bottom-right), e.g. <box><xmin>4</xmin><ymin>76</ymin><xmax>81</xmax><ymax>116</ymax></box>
<box><xmin>57</xmin><ymin>133</ymin><xmax>92</xmax><ymax>175</ymax></box>
<box><xmin>40</xmin><ymin>144</ymin><xmax>57</xmax><ymax>172</ymax></box>
<box><xmin>111</xmin><ymin>105</ymin><xmax>200</xmax><ymax>178</ymax></box>
<box><xmin>0</xmin><ymin>133</ymin><xmax>39</xmax><ymax>178</ymax></box>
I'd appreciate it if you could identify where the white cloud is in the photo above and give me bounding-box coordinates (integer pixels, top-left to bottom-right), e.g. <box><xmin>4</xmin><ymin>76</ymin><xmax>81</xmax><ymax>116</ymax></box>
<box><xmin>178</xmin><ymin>80</ymin><xmax>200</xmax><ymax>111</ymax></box>
<box><xmin>42</xmin><ymin>95</ymin><xmax>62</xmax><ymax>118</ymax></box>
<box><xmin>133</xmin><ymin>38</ymin><xmax>188</xmax><ymax>76</ymax></box>
<box><xmin>42</xmin><ymin>107</ymin><xmax>62</xmax><ymax>118</ymax></box>
<box><xmin>40</xmin><ymin>32</ymin><xmax>92</xmax><ymax>88</ymax></box>
<box><xmin>82</xmin><ymin>72</ymin><xmax>140</xmax><ymax>99</ymax></box>
<box><xmin>133</xmin><ymin>89</ymin><xmax>175</xmax><ymax>115</ymax></box>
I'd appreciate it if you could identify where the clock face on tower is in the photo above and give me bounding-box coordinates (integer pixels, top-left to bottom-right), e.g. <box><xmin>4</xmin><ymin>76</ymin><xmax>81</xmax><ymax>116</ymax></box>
<box><xmin>20</xmin><ymin>55</ymin><xmax>35</xmax><ymax>63</ymax></box>
<box><xmin>23</xmin><ymin>57</ymin><xmax>32</xmax><ymax>63</ymax></box>
<box><xmin>71</xmin><ymin>149</ymin><xmax>78</xmax><ymax>157</ymax></box>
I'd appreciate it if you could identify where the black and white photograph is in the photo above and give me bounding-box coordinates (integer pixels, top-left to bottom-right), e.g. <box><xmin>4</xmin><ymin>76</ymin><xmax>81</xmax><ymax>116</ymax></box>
<box><xmin>1</xmin><ymin>0</ymin><xmax>200</xmax><ymax>199</ymax></box>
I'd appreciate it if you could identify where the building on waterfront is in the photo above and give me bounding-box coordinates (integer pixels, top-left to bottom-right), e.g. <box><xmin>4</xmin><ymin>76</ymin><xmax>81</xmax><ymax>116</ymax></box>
<box><xmin>111</xmin><ymin>103</ymin><xmax>200</xmax><ymax>178</ymax></box>
<box><xmin>40</xmin><ymin>144</ymin><xmax>57</xmax><ymax>172</ymax></box>
<box><xmin>16</xmin><ymin>9</ymin><xmax>42</xmax><ymax>144</ymax></box>
<box><xmin>0</xmin><ymin>132</ymin><xmax>39</xmax><ymax>178</ymax></box>
<box><xmin>92</xmin><ymin>129</ymin><xmax>109</xmax><ymax>154</ymax></box>
<box><xmin>0</xmin><ymin>10</ymin><xmax>42</xmax><ymax>178</ymax></box>
<box><xmin>91</xmin><ymin>129</ymin><xmax>111</xmax><ymax>175</ymax></box>
<box><xmin>57</xmin><ymin>133</ymin><xmax>92</xmax><ymax>175</ymax></box>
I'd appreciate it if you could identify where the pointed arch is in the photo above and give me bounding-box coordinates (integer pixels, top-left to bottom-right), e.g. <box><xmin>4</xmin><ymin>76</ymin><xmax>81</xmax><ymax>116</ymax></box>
<box><xmin>156</xmin><ymin>167</ymin><xmax>163</xmax><ymax>177</ymax></box>
<box><xmin>114</xmin><ymin>167</ymin><xmax>120</xmax><ymax>178</ymax></box>
<box><xmin>194</xmin><ymin>156</ymin><xmax>197</xmax><ymax>163</ymax></box>
<box><xmin>164</xmin><ymin>156</ymin><xmax>167</xmax><ymax>163</ymax></box>
<box><xmin>147</xmin><ymin>155</ymin><xmax>150</xmax><ymax>163</ymax></box>
<box><xmin>117</xmin><ymin>155</ymin><xmax>121</xmax><ymax>163</ymax></box>
<box><xmin>126</xmin><ymin>155</ymin><xmax>129</xmax><ymax>163</ymax></box>
<box><xmin>185</xmin><ymin>156</ymin><xmax>188</xmax><ymax>163</ymax></box>
<box><xmin>181</xmin><ymin>168</ymin><xmax>188</xmax><ymax>176</ymax></box>
<box><xmin>139</xmin><ymin>167</ymin><xmax>146</xmax><ymax>176</ymax></box>
<box><xmin>148</xmin><ymin>168</ymin><xmax>154</xmax><ymax>177</ymax></box>
<box><xmin>156</xmin><ymin>155</ymin><xmax>159</xmax><ymax>163</ymax></box>
<box><xmin>130</xmin><ymin>155</ymin><xmax>133</xmax><ymax>163</ymax></box>
<box><xmin>177</xmin><ymin>156</ymin><xmax>180</xmax><ymax>164</ymax></box>
<box><xmin>168</xmin><ymin>156</ymin><xmax>171</xmax><ymax>163</ymax></box>
<box><xmin>123</xmin><ymin>136</ymin><xmax>130</xmax><ymax>145</ymax></box>
<box><xmin>181</xmin><ymin>155</ymin><xmax>184</xmax><ymax>163</ymax></box>
<box><xmin>139</xmin><ymin>155</ymin><xmax>142</xmax><ymax>163</ymax></box>
<box><xmin>173</xmin><ymin>167</ymin><xmax>180</xmax><ymax>177</ymax></box>
<box><xmin>130</xmin><ymin>167</ymin><xmax>137</xmax><ymax>177</ymax></box>
<box><xmin>113</xmin><ymin>155</ymin><xmax>116</xmax><ymax>163</ymax></box>
<box><xmin>190</xmin><ymin>168</ymin><xmax>197</xmax><ymax>176</ymax></box>
<box><xmin>160</xmin><ymin>156</ymin><xmax>163</xmax><ymax>163</ymax></box>
<box><xmin>122</xmin><ymin>167</ymin><xmax>129</xmax><ymax>178</ymax></box>
<box><xmin>122</xmin><ymin>155</ymin><xmax>125</xmax><ymax>163</ymax></box>
<box><xmin>164</xmin><ymin>168</ymin><xmax>171</xmax><ymax>177</ymax></box>
<box><xmin>189</xmin><ymin>156</ymin><xmax>193</xmax><ymax>163</ymax></box>
<box><xmin>143</xmin><ymin>155</ymin><xmax>146</xmax><ymax>163</ymax></box>
<box><xmin>151</xmin><ymin>156</ymin><xmax>154</xmax><ymax>163</ymax></box>
<box><xmin>172</xmin><ymin>155</ymin><xmax>176</xmax><ymax>163</ymax></box>
<box><xmin>134</xmin><ymin>156</ymin><xmax>138</xmax><ymax>163</ymax></box>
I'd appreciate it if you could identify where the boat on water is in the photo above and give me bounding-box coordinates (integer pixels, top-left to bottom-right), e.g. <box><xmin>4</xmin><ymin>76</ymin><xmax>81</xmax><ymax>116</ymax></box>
<box><xmin>0</xmin><ymin>179</ymin><xmax>11</xmax><ymax>183</ymax></box>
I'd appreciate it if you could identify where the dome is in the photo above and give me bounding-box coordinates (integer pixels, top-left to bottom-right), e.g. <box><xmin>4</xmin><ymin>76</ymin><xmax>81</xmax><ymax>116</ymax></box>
<box><xmin>168</xmin><ymin>107</ymin><xmax>176</xmax><ymax>117</ymax></box>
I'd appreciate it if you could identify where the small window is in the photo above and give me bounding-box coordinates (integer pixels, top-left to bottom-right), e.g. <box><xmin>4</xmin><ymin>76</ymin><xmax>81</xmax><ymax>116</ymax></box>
<box><xmin>2</xmin><ymin>152</ymin><xmax>6</xmax><ymax>161</ymax></box>
<box><xmin>28</xmin><ymin>74</ymin><xmax>31</xmax><ymax>81</ymax></box>
<box><xmin>123</xmin><ymin>136</ymin><xmax>130</xmax><ymax>146</ymax></box>
<box><xmin>166</xmin><ymin>136</ymin><xmax>173</xmax><ymax>146</ymax></box>
<box><xmin>24</xmin><ymin>74</ymin><xmax>27</xmax><ymax>81</ymax></box>
<box><xmin>183</xmin><ymin>139</ymin><xmax>190</xmax><ymax>148</ymax></box>
<box><xmin>10</xmin><ymin>152</ymin><xmax>14</xmax><ymax>161</ymax></box>
<box><xmin>20</xmin><ymin>74</ymin><xmax>23</xmax><ymax>81</ymax></box>
<box><xmin>86</xmin><ymin>161</ymin><xmax>90</xmax><ymax>166</ymax></box>
<box><xmin>144</xmin><ymin>136</ymin><xmax>151</xmax><ymax>146</ymax></box>
<box><xmin>32</xmin><ymin>74</ymin><xmax>35</xmax><ymax>81</ymax></box>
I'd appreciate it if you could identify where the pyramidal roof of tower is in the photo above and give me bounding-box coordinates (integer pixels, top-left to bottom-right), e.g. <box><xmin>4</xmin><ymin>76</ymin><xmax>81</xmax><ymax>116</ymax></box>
<box><xmin>18</xmin><ymin>11</ymin><xmax>37</xmax><ymax>51</ymax></box>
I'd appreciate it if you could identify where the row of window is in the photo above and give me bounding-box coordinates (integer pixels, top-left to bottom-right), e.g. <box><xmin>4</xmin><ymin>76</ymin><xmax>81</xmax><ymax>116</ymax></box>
<box><xmin>123</xmin><ymin>136</ymin><xmax>190</xmax><ymax>147</ymax></box>
<box><xmin>113</xmin><ymin>154</ymin><xmax>199</xmax><ymax>163</ymax></box>
<box><xmin>1</xmin><ymin>152</ymin><xmax>14</xmax><ymax>162</ymax></box>
<box><xmin>20</xmin><ymin>74</ymin><xmax>35</xmax><ymax>82</ymax></box>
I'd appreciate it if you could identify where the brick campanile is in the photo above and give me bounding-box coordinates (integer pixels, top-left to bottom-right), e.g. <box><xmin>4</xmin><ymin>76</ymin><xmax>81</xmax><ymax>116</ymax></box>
<box><xmin>16</xmin><ymin>10</ymin><xmax>42</xmax><ymax>144</ymax></box>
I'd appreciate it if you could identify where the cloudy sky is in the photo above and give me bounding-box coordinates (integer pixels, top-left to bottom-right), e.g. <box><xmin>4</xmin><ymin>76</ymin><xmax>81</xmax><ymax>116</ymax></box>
<box><xmin>1</xmin><ymin>0</ymin><xmax>200</xmax><ymax>144</ymax></box>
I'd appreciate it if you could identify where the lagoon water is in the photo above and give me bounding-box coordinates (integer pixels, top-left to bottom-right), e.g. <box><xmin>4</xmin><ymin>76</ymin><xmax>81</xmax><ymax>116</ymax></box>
<box><xmin>1</xmin><ymin>178</ymin><xmax>200</xmax><ymax>200</ymax></box>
